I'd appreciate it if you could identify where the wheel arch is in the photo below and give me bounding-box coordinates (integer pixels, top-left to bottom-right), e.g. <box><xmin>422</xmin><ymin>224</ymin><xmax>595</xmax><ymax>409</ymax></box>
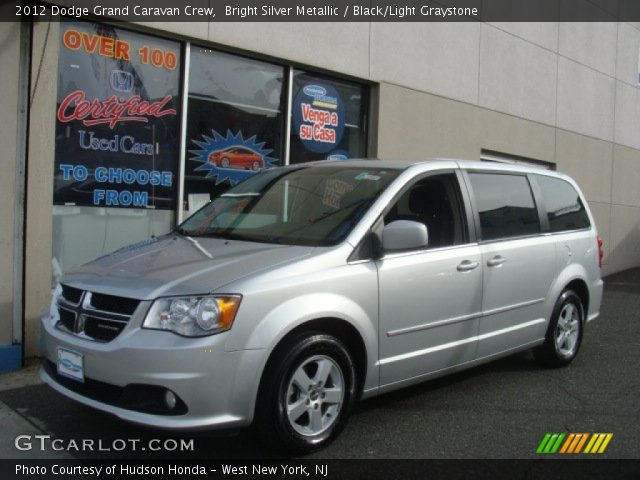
<box><xmin>564</xmin><ymin>278</ymin><xmax>590</xmax><ymax>322</ymax></box>
<box><xmin>255</xmin><ymin>317</ymin><xmax>368</xmax><ymax>405</ymax></box>
<box><xmin>546</xmin><ymin>263</ymin><xmax>591</xmax><ymax>323</ymax></box>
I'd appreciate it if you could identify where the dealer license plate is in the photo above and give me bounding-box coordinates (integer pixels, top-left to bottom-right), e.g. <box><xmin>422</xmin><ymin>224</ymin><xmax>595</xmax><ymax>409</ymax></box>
<box><xmin>57</xmin><ymin>347</ymin><xmax>84</xmax><ymax>383</ymax></box>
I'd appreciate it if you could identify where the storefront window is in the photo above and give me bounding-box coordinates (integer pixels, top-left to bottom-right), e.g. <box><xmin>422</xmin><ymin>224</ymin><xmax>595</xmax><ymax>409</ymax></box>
<box><xmin>52</xmin><ymin>21</ymin><xmax>181</xmax><ymax>282</ymax></box>
<box><xmin>51</xmin><ymin>24</ymin><xmax>370</xmax><ymax>283</ymax></box>
<box><xmin>183</xmin><ymin>48</ymin><xmax>286</xmax><ymax>216</ymax></box>
<box><xmin>290</xmin><ymin>70</ymin><xmax>368</xmax><ymax>164</ymax></box>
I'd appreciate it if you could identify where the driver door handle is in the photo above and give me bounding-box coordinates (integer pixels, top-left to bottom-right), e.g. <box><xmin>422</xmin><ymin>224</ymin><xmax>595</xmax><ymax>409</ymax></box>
<box><xmin>487</xmin><ymin>255</ymin><xmax>507</xmax><ymax>267</ymax></box>
<box><xmin>457</xmin><ymin>260</ymin><xmax>479</xmax><ymax>272</ymax></box>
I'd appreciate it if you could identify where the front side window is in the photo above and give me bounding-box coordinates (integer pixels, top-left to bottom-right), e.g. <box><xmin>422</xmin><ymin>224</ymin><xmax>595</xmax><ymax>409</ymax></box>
<box><xmin>468</xmin><ymin>173</ymin><xmax>540</xmax><ymax>241</ymax></box>
<box><xmin>384</xmin><ymin>173</ymin><xmax>467</xmax><ymax>249</ymax></box>
<box><xmin>535</xmin><ymin>175</ymin><xmax>590</xmax><ymax>232</ymax></box>
<box><xmin>179</xmin><ymin>167</ymin><xmax>399</xmax><ymax>246</ymax></box>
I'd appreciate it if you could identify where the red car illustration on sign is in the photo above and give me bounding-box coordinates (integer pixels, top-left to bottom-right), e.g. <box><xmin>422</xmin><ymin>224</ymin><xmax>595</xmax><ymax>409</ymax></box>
<box><xmin>208</xmin><ymin>147</ymin><xmax>265</xmax><ymax>171</ymax></box>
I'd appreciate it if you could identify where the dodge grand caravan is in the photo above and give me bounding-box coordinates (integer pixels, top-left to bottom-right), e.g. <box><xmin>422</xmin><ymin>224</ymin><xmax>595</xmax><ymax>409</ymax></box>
<box><xmin>40</xmin><ymin>159</ymin><xmax>604</xmax><ymax>452</ymax></box>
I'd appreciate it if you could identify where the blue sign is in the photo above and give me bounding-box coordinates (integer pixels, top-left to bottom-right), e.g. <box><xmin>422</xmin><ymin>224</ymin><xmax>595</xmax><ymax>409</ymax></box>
<box><xmin>326</xmin><ymin>149</ymin><xmax>353</xmax><ymax>160</ymax></box>
<box><xmin>293</xmin><ymin>82</ymin><xmax>345</xmax><ymax>154</ymax></box>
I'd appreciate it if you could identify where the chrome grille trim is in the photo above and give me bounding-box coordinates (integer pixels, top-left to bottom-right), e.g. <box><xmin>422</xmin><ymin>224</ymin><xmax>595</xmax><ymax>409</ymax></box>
<box><xmin>54</xmin><ymin>288</ymin><xmax>140</xmax><ymax>343</ymax></box>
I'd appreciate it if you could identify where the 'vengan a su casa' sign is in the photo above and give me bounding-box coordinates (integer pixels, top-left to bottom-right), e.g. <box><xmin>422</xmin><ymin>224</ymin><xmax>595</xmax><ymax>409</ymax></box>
<box><xmin>293</xmin><ymin>83</ymin><xmax>345</xmax><ymax>154</ymax></box>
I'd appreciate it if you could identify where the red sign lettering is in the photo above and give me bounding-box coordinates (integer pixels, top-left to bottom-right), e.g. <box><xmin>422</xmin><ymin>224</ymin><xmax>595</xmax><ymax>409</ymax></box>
<box><xmin>302</xmin><ymin>103</ymin><xmax>334</xmax><ymax>126</ymax></box>
<box><xmin>62</xmin><ymin>29</ymin><xmax>131</xmax><ymax>61</ymax></box>
<box><xmin>57</xmin><ymin>90</ymin><xmax>177</xmax><ymax>129</ymax></box>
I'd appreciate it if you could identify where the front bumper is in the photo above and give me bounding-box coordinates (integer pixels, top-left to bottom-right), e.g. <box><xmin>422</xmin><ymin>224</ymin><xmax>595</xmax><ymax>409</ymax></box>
<box><xmin>39</xmin><ymin>312</ymin><xmax>265</xmax><ymax>430</ymax></box>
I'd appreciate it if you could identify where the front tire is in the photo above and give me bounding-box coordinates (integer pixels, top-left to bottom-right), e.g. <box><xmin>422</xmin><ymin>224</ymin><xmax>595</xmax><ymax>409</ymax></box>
<box><xmin>534</xmin><ymin>290</ymin><xmax>584</xmax><ymax>367</ymax></box>
<box><xmin>255</xmin><ymin>332</ymin><xmax>357</xmax><ymax>453</ymax></box>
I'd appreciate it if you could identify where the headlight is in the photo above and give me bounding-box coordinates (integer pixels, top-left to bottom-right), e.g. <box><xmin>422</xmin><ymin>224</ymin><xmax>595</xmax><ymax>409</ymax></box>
<box><xmin>49</xmin><ymin>283</ymin><xmax>62</xmax><ymax>325</ymax></box>
<box><xmin>142</xmin><ymin>295</ymin><xmax>241</xmax><ymax>337</ymax></box>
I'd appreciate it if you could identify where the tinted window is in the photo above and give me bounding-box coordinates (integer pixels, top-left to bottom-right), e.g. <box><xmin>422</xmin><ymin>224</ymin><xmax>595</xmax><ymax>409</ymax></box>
<box><xmin>384</xmin><ymin>174</ymin><xmax>467</xmax><ymax>248</ymax></box>
<box><xmin>536</xmin><ymin>175</ymin><xmax>590</xmax><ymax>232</ymax></box>
<box><xmin>468</xmin><ymin>173</ymin><xmax>540</xmax><ymax>240</ymax></box>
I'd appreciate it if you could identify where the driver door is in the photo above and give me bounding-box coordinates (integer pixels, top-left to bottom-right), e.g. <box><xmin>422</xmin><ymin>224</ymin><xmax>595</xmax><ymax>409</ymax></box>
<box><xmin>377</xmin><ymin>171</ymin><xmax>483</xmax><ymax>386</ymax></box>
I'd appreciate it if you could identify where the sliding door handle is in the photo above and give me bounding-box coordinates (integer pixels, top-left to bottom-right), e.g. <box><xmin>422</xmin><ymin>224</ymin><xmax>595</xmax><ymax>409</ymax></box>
<box><xmin>457</xmin><ymin>260</ymin><xmax>479</xmax><ymax>272</ymax></box>
<box><xmin>487</xmin><ymin>255</ymin><xmax>507</xmax><ymax>267</ymax></box>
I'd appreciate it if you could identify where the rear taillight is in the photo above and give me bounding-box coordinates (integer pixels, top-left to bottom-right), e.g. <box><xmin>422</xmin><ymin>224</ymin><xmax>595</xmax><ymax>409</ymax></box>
<box><xmin>597</xmin><ymin>236</ymin><xmax>604</xmax><ymax>269</ymax></box>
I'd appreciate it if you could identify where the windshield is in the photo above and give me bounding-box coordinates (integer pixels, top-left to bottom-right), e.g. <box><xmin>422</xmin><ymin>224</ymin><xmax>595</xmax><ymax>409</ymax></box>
<box><xmin>177</xmin><ymin>166</ymin><xmax>399</xmax><ymax>246</ymax></box>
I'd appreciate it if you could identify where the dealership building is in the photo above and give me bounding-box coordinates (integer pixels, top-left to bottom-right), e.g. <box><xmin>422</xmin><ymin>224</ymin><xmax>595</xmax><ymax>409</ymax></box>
<box><xmin>1</xmin><ymin>12</ymin><xmax>640</xmax><ymax>371</ymax></box>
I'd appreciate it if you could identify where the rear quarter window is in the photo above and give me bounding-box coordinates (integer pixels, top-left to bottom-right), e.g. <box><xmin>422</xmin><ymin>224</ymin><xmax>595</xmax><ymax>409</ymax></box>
<box><xmin>535</xmin><ymin>175</ymin><xmax>591</xmax><ymax>232</ymax></box>
<box><xmin>468</xmin><ymin>172</ymin><xmax>540</xmax><ymax>241</ymax></box>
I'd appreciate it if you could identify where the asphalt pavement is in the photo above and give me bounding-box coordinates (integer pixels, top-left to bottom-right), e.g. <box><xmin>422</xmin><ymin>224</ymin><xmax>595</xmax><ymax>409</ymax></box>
<box><xmin>0</xmin><ymin>269</ymin><xmax>638</xmax><ymax>459</ymax></box>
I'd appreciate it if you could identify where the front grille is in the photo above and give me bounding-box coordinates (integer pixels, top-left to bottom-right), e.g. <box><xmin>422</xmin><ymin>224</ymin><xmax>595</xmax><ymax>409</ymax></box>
<box><xmin>58</xmin><ymin>307</ymin><xmax>76</xmax><ymax>332</ymax></box>
<box><xmin>90</xmin><ymin>292</ymin><xmax>139</xmax><ymax>316</ymax></box>
<box><xmin>56</xmin><ymin>287</ymin><xmax>140</xmax><ymax>343</ymax></box>
<box><xmin>83</xmin><ymin>316</ymin><xmax>128</xmax><ymax>342</ymax></box>
<box><xmin>61</xmin><ymin>284</ymin><xmax>83</xmax><ymax>304</ymax></box>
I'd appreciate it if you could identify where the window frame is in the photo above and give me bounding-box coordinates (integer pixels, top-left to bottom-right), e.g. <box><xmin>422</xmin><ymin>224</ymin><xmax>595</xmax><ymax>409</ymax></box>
<box><xmin>529</xmin><ymin>173</ymin><xmax>592</xmax><ymax>235</ymax></box>
<box><xmin>177</xmin><ymin>42</ymin><xmax>371</xmax><ymax>223</ymax></box>
<box><xmin>288</xmin><ymin>68</ymin><xmax>370</xmax><ymax>165</ymax></box>
<box><xmin>461</xmin><ymin>169</ymin><xmax>547</xmax><ymax>244</ymax></box>
<box><xmin>373</xmin><ymin>169</ymin><xmax>476</xmax><ymax>257</ymax></box>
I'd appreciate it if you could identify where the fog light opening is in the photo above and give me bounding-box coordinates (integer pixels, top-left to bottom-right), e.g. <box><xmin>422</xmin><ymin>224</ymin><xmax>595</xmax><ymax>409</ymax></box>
<box><xmin>164</xmin><ymin>390</ymin><xmax>177</xmax><ymax>410</ymax></box>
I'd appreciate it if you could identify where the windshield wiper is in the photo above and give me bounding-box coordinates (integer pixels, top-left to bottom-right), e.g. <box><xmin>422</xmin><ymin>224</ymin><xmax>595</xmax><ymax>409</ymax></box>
<box><xmin>174</xmin><ymin>228</ymin><xmax>227</xmax><ymax>239</ymax></box>
<box><xmin>220</xmin><ymin>192</ymin><xmax>261</xmax><ymax>198</ymax></box>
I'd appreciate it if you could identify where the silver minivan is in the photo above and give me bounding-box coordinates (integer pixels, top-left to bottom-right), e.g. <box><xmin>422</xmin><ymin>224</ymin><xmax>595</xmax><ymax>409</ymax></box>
<box><xmin>40</xmin><ymin>159</ymin><xmax>604</xmax><ymax>451</ymax></box>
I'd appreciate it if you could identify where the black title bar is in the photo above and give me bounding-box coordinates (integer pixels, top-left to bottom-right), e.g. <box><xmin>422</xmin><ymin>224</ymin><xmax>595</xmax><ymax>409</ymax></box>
<box><xmin>3</xmin><ymin>459</ymin><xmax>640</xmax><ymax>480</ymax></box>
<box><xmin>3</xmin><ymin>0</ymin><xmax>640</xmax><ymax>22</ymax></box>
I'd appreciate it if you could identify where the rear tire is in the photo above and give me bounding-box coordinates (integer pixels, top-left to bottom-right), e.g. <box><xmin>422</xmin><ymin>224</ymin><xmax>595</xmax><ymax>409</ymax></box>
<box><xmin>534</xmin><ymin>290</ymin><xmax>584</xmax><ymax>368</ymax></box>
<box><xmin>254</xmin><ymin>332</ymin><xmax>357</xmax><ymax>453</ymax></box>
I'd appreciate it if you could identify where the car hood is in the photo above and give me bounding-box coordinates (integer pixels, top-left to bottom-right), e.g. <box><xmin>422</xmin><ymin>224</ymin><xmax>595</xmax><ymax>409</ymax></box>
<box><xmin>61</xmin><ymin>234</ymin><xmax>315</xmax><ymax>300</ymax></box>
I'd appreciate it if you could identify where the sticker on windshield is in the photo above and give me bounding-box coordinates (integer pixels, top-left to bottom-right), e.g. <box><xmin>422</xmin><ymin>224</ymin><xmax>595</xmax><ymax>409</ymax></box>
<box><xmin>322</xmin><ymin>179</ymin><xmax>354</xmax><ymax>209</ymax></box>
<box><xmin>355</xmin><ymin>172</ymin><xmax>381</xmax><ymax>181</ymax></box>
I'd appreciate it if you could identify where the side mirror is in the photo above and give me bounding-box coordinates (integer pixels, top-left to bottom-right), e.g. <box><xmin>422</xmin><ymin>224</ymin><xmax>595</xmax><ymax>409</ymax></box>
<box><xmin>382</xmin><ymin>220</ymin><xmax>428</xmax><ymax>252</ymax></box>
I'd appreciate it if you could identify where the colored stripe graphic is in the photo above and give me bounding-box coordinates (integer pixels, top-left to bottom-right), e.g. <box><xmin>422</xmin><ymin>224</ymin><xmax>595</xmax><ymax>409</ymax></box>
<box><xmin>537</xmin><ymin>434</ymin><xmax>552</xmax><ymax>454</ymax></box>
<box><xmin>574</xmin><ymin>433</ymin><xmax>589</xmax><ymax>453</ymax></box>
<box><xmin>598</xmin><ymin>433</ymin><xmax>613</xmax><ymax>453</ymax></box>
<box><xmin>537</xmin><ymin>433</ymin><xmax>565</xmax><ymax>454</ymax></box>
<box><xmin>550</xmin><ymin>433</ymin><xmax>565</xmax><ymax>453</ymax></box>
<box><xmin>584</xmin><ymin>434</ymin><xmax>599</xmax><ymax>453</ymax></box>
<box><xmin>537</xmin><ymin>433</ymin><xmax>613</xmax><ymax>454</ymax></box>
<box><xmin>559</xmin><ymin>433</ymin><xmax>575</xmax><ymax>453</ymax></box>
<box><xmin>568</xmin><ymin>433</ymin><xmax>588</xmax><ymax>454</ymax></box>
<box><xmin>584</xmin><ymin>433</ymin><xmax>613</xmax><ymax>454</ymax></box>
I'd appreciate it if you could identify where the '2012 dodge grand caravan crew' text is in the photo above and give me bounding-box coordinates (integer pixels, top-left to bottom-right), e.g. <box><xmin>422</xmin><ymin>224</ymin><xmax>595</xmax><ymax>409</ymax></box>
<box><xmin>40</xmin><ymin>159</ymin><xmax>604</xmax><ymax>452</ymax></box>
